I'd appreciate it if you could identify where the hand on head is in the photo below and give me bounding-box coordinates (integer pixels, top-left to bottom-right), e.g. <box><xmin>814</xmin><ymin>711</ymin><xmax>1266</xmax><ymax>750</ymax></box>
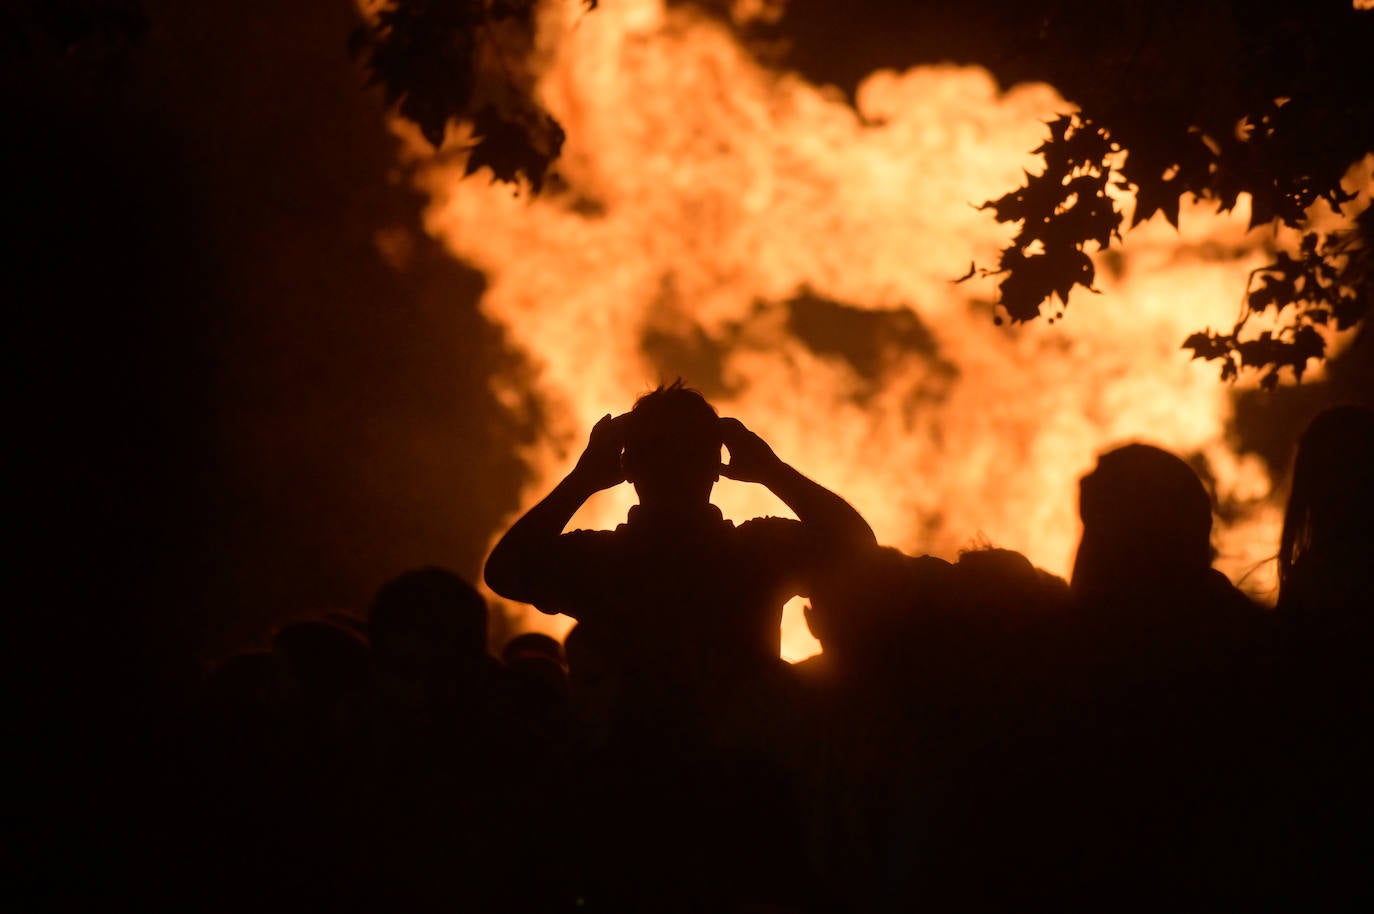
<box><xmin>572</xmin><ymin>410</ymin><xmax>784</xmax><ymax>491</ymax></box>
<box><xmin>572</xmin><ymin>413</ymin><xmax>629</xmax><ymax>492</ymax></box>
<box><xmin>719</xmin><ymin>417</ymin><xmax>784</xmax><ymax>484</ymax></box>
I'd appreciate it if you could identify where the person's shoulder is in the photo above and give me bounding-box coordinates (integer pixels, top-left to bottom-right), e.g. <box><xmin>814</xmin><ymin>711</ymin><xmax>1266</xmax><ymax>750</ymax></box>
<box><xmin>561</xmin><ymin>527</ymin><xmax>620</xmax><ymax>540</ymax></box>
<box><xmin>558</xmin><ymin>527</ymin><xmax>623</xmax><ymax>547</ymax></box>
<box><xmin>546</xmin><ymin>528</ymin><xmax>621</xmax><ymax>566</ymax></box>
<box><xmin>735</xmin><ymin>515</ymin><xmax>805</xmax><ymax>537</ymax></box>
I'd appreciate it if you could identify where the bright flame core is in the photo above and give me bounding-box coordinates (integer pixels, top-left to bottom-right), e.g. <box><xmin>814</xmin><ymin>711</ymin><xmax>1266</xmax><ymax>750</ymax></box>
<box><xmin>401</xmin><ymin>0</ymin><xmax>1301</xmax><ymax>659</ymax></box>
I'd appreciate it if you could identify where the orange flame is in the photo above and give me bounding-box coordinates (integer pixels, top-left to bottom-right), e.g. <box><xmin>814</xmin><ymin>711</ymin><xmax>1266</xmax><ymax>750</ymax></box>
<box><xmin>384</xmin><ymin>1</ymin><xmax>1363</xmax><ymax>659</ymax></box>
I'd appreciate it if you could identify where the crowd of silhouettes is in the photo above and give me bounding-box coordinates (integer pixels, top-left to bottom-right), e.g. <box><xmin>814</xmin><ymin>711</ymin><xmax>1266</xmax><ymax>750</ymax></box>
<box><xmin>177</xmin><ymin>385</ymin><xmax>1373</xmax><ymax>912</ymax></box>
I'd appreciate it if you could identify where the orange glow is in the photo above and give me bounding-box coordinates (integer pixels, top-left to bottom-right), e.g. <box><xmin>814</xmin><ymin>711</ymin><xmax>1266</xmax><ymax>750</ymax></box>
<box><xmin>380</xmin><ymin>1</ymin><xmax>1366</xmax><ymax>660</ymax></box>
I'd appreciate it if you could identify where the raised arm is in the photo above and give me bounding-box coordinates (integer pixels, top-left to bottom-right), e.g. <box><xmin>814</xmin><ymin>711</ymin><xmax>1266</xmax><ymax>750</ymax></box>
<box><xmin>484</xmin><ymin>413</ymin><xmax>627</xmax><ymax>605</ymax></box>
<box><xmin>719</xmin><ymin>417</ymin><xmax>876</xmax><ymax>549</ymax></box>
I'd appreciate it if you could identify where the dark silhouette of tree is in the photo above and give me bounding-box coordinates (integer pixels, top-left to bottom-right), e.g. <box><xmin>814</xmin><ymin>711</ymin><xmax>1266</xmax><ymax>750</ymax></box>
<box><xmin>956</xmin><ymin>2</ymin><xmax>1374</xmax><ymax>388</ymax></box>
<box><xmin>349</xmin><ymin>0</ymin><xmax>596</xmax><ymax>194</ymax></box>
<box><xmin>352</xmin><ymin>1</ymin><xmax>1372</xmax><ymax>386</ymax></box>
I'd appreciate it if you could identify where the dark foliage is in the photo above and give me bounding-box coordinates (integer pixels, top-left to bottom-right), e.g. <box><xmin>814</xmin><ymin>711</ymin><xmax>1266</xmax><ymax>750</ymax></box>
<box><xmin>463</xmin><ymin>104</ymin><xmax>566</xmax><ymax>194</ymax></box>
<box><xmin>349</xmin><ymin>0</ymin><xmax>580</xmax><ymax>192</ymax></box>
<box><xmin>963</xmin><ymin>1</ymin><xmax>1374</xmax><ymax>383</ymax></box>
<box><xmin>958</xmin><ymin>114</ymin><xmax>1120</xmax><ymax>324</ymax></box>
<box><xmin>1184</xmin><ymin>208</ymin><xmax>1373</xmax><ymax>389</ymax></box>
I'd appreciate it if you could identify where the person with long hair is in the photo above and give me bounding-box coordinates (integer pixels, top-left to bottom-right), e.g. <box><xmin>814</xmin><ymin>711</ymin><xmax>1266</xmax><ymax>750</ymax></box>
<box><xmin>1277</xmin><ymin>403</ymin><xmax>1374</xmax><ymax>629</ymax></box>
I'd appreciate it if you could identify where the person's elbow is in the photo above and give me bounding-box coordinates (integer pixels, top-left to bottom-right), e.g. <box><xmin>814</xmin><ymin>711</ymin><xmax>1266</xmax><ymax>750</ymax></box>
<box><xmin>834</xmin><ymin>505</ymin><xmax>877</xmax><ymax>549</ymax></box>
<box><xmin>483</xmin><ymin>548</ymin><xmax>527</xmax><ymax>602</ymax></box>
<box><xmin>484</xmin><ymin>557</ymin><xmax>564</xmax><ymax>617</ymax></box>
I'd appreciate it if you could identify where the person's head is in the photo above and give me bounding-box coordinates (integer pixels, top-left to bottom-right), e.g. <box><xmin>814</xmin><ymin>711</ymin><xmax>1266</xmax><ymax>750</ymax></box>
<box><xmin>270</xmin><ymin>620</ymin><xmax>370</xmax><ymax>712</ymax></box>
<box><xmin>368</xmin><ymin>567</ymin><xmax>489</xmax><ymax>704</ymax></box>
<box><xmin>622</xmin><ymin>380</ymin><xmax>722</xmax><ymax>507</ymax></box>
<box><xmin>1072</xmin><ymin>443</ymin><xmax>1215</xmax><ymax>600</ymax></box>
<box><xmin>806</xmin><ymin>546</ymin><xmax>955</xmax><ymax>668</ymax></box>
<box><xmin>1279</xmin><ymin>404</ymin><xmax>1374</xmax><ymax>599</ymax></box>
<box><xmin>953</xmin><ymin>547</ymin><xmax>1070</xmax><ymax>618</ymax></box>
<box><xmin>502</xmin><ymin>631</ymin><xmax>568</xmax><ymax>693</ymax></box>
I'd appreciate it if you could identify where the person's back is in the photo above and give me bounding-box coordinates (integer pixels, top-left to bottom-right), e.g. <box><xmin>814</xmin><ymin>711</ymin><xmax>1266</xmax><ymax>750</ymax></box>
<box><xmin>567</xmin><ymin>512</ymin><xmax>814</xmax><ymax>704</ymax></box>
<box><xmin>796</xmin><ymin>546</ymin><xmax>955</xmax><ymax>910</ymax></box>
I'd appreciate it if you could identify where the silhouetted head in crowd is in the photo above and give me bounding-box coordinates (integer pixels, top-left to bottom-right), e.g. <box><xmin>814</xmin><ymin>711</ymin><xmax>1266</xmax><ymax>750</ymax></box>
<box><xmin>368</xmin><ymin>567</ymin><xmax>489</xmax><ymax>710</ymax></box>
<box><xmin>563</xmin><ymin>623</ymin><xmax>616</xmax><ymax>744</ymax></box>
<box><xmin>807</xmin><ymin>546</ymin><xmax>955</xmax><ymax>671</ymax></box>
<box><xmin>1279</xmin><ymin>404</ymin><xmax>1374</xmax><ymax>621</ymax></box>
<box><xmin>502</xmin><ymin>632</ymin><xmax>569</xmax><ymax>692</ymax></box>
<box><xmin>953</xmin><ymin>547</ymin><xmax>1070</xmax><ymax>618</ymax></box>
<box><xmin>503</xmin><ymin>631</ymin><xmax>566</xmax><ymax>668</ymax></box>
<box><xmin>622</xmin><ymin>380</ymin><xmax>722</xmax><ymax>510</ymax></box>
<box><xmin>1072</xmin><ymin>443</ymin><xmax>1215</xmax><ymax>602</ymax></box>
<box><xmin>270</xmin><ymin>620</ymin><xmax>370</xmax><ymax>713</ymax></box>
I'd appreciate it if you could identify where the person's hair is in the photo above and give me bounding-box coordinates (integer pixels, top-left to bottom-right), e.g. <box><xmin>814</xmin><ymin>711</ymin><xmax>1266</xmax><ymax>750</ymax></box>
<box><xmin>807</xmin><ymin>546</ymin><xmax>955</xmax><ymax>658</ymax></box>
<box><xmin>1278</xmin><ymin>404</ymin><xmax>1374</xmax><ymax>605</ymax></box>
<box><xmin>368</xmin><ymin>567</ymin><xmax>488</xmax><ymax>660</ymax></box>
<box><xmin>953</xmin><ymin>546</ymin><xmax>1070</xmax><ymax>617</ymax></box>
<box><xmin>270</xmin><ymin>620</ymin><xmax>370</xmax><ymax>705</ymax></box>
<box><xmin>621</xmin><ymin>380</ymin><xmax>721</xmax><ymax>495</ymax></box>
<box><xmin>1073</xmin><ymin>443</ymin><xmax>1215</xmax><ymax>592</ymax></box>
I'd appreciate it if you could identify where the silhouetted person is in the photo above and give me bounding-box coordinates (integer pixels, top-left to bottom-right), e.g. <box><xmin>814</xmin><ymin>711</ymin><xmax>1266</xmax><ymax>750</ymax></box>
<box><xmin>485</xmin><ymin>382</ymin><xmax>874</xmax><ymax>720</ymax></box>
<box><xmin>940</xmin><ymin>545</ymin><xmax>1072</xmax><ymax>769</ymax></box>
<box><xmin>952</xmin><ymin>546</ymin><xmax>1070</xmax><ymax>619</ymax></box>
<box><xmin>493</xmin><ymin>631</ymin><xmax>572</xmax><ymax>767</ymax></box>
<box><xmin>907</xmin><ymin>548</ymin><xmax>1076</xmax><ymax>909</ymax></box>
<box><xmin>792</xmin><ymin>546</ymin><xmax>957</xmax><ymax>911</ymax></box>
<box><xmin>803</xmin><ymin>546</ymin><xmax>954</xmax><ymax>678</ymax></box>
<box><xmin>270</xmin><ymin>619</ymin><xmax>370</xmax><ymax>723</ymax></box>
<box><xmin>1264</xmin><ymin>404</ymin><xmax>1374</xmax><ymax>909</ymax></box>
<box><xmin>799</xmin><ymin>544</ymin><xmax>1079</xmax><ymax>911</ymax></box>
<box><xmin>368</xmin><ymin>566</ymin><xmax>494</xmax><ymax>720</ymax></box>
<box><xmin>355</xmin><ymin>568</ymin><xmax>529</xmax><ymax>913</ymax></box>
<box><xmin>485</xmin><ymin>381</ymin><xmax>874</xmax><ymax>908</ymax></box>
<box><xmin>1072</xmin><ymin>443</ymin><xmax>1253</xmax><ymax>622</ymax></box>
<box><xmin>1277</xmin><ymin>403</ymin><xmax>1374</xmax><ymax>629</ymax></box>
<box><xmin>1060</xmin><ymin>444</ymin><xmax>1267</xmax><ymax>909</ymax></box>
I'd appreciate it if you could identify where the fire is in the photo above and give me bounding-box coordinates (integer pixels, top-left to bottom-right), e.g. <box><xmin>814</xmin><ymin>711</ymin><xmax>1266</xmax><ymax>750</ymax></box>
<box><xmin>385</xmin><ymin>0</ymin><xmax>1354</xmax><ymax>659</ymax></box>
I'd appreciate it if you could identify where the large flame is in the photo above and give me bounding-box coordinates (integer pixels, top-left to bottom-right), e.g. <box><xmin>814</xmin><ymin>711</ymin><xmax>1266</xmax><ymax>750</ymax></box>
<box><xmin>391</xmin><ymin>0</ymin><xmax>1341</xmax><ymax>659</ymax></box>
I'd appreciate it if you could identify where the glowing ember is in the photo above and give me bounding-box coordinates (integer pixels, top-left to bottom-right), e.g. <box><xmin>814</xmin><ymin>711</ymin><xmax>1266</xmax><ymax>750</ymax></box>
<box><xmin>386</xmin><ymin>0</ymin><xmax>1351</xmax><ymax>659</ymax></box>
